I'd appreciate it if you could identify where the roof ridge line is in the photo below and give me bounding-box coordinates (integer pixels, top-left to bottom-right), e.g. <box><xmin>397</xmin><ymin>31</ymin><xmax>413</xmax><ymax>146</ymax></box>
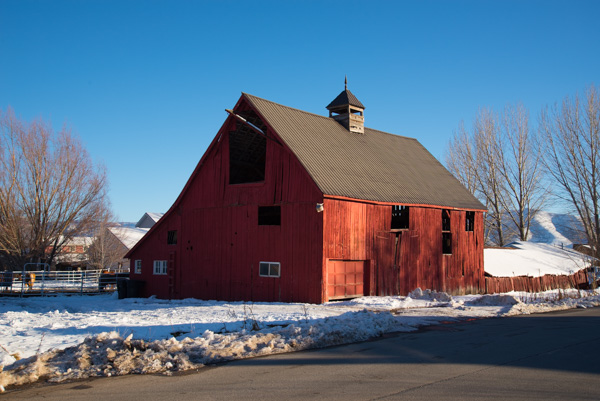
<box><xmin>242</xmin><ymin>92</ymin><xmax>412</xmax><ymax>139</ymax></box>
<box><xmin>242</xmin><ymin>92</ymin><xmax>335</xmax><ymax>121</ymax></box>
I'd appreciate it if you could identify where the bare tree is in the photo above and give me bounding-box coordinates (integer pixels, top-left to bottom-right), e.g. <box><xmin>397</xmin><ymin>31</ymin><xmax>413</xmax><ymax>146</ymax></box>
<box><xmin>473</xmin><ymin>109</ymin><xmax>509</xmax><ymax>246</ymax></box>
<box><xmin>540</xmin><ymin>85</ymin><xmax>600</xmax><ymax>258</ymax></box>
<box><xmin>446</xmin><ymin>105</ymin><xmax>548</xmax><ymax>246</ymax></box>
<box><xmin>445</xmin><ymin>121</ymin><xmax>478</xmax><ymax>194</ymax></box>
<box><xmin>496</xmin><ymin>104</ymin><xmax>547</xmax><ymax>241</ymax></box>
<box><xmin>446</xmin><ymin>109</ymin><xmax>508</xmax><ymax>246</ymax></box>
<box><xmin>0</xmin><ymin>107</ymin><xmax>108</xmax><ymax>271</ymax></box>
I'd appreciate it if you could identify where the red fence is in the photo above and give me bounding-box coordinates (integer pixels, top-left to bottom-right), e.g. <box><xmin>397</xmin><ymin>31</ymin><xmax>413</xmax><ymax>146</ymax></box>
<box><xmin>485</xmin><ymin>270</ymin><xmax>589</xmax><ymax>294</ymax></box>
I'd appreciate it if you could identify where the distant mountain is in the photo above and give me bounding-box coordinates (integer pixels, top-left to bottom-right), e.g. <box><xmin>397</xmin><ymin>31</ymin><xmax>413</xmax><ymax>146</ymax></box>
<box><xmin>526</xmin><ymin>211</ymin><xmax>586</xmax><ymax>246</ymax></box>
<box><xmin>487</xmin><ymin>211</ymin><xmax>586</xmax><ymax>247</ymax></box>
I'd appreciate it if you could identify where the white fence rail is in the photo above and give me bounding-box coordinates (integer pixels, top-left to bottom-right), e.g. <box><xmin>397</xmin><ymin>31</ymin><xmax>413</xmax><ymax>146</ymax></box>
<box><xmin>0</xmin><ymin>269</ymin><xmax>130</xmax><ymax>297</ymax></box>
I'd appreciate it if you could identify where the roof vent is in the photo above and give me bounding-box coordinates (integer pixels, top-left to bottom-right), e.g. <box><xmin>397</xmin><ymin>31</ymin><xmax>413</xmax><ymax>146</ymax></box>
<box><xmin>326</xmin><ymin>77</ymin><xmax>365</xmax><ymax>134</ymax></box>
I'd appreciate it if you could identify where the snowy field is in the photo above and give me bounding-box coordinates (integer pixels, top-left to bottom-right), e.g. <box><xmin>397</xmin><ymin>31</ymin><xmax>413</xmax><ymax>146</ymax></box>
<box><xmin>1</xmin><ymin>288</ymin><xmax>599</xmax><ymax>391</ymax></box>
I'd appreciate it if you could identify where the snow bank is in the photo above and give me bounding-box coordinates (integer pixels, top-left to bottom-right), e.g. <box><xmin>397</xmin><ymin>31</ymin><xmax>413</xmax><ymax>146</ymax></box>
<box><xmin>1</xmin><ymin>289</ymin><xmax>599</xmax><ymax>391</ymax></box>
<box><xmin>0</xmin><ymin>309</ymin><xmax>400</xmax><ymax>389</ymax></box>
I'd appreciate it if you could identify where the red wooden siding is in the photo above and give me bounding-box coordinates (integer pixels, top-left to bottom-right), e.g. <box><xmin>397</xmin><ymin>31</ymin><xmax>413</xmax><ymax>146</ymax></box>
<box><xmin>127</xmin><ymin>216</ymin><xmax>182</xmax><ymax>300</ymax></box>
<box><xmin>323</xmin><ymin>199</ymin><xmax>484</xmax><ymax>299</ymax></box>
<box><xmin>129</xmin><ymin>100</ymin><xmax>325</xmax><ymax>303</ymax></box>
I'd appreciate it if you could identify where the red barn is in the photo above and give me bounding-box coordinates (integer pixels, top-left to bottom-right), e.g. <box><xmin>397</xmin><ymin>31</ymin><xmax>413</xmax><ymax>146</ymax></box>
<box><xmin>126</xmin><ymin>87</ymin><xmax>486</xmax><ymax>303</ymax></box>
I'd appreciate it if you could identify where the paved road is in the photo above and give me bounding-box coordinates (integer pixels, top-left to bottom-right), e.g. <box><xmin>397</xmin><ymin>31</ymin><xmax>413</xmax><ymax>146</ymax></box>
<box><xmin>5</xmin><ymin>307</ymin><xmax>600</xmax><ymax>400</ymax></box>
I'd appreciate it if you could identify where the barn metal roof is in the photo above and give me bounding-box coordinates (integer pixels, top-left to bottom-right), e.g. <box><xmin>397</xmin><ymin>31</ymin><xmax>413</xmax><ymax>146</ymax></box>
<box><xmin>243</xmin><ymin>93</ymin><xmax>486</xmax><ymax>210</ymax></box>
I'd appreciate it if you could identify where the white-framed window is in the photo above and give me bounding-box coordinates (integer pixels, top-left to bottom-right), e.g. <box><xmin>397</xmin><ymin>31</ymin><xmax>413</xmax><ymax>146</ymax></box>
<box><xmin>259</xmin><ymin>261</ymin><xmax>280</xmax><ymax>278</ymax></box>
<box><xmin>153</xmin><ymin>260</ymin><xmax>168</xmax><ymax>275</ymax></box>
<box><xmin>134</xmin><ymin>260</ymin><xmax>142</xmax><ymax>274</ymax></box>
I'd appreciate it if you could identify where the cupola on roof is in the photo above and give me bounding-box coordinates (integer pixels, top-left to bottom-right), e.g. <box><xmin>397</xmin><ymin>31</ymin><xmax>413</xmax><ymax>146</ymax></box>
<box><xmin>326</xmin><ymin>84</ymin><xmax>365</xmax><ymax>111</ymax></box>
<box><xmin>326</xmin><ymin>77</ymin><xmax>365</xmax><ymax>134</ymax></box>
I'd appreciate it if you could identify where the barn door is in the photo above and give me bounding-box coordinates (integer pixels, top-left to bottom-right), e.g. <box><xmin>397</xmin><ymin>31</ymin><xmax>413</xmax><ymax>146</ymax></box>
<box><xmin>393</xmin><ymin>233</ymin><xmax>402</xmax><ymax>294</ymax></box>
<box><xmin>375</xmin><ymin>232</ymin><xmax>396</xmax><ymax>296</ymax></box>
<box><xmin>327</xmin><ymin>260</ymin><xmax>365</xmax><ymax>300</ymax></box>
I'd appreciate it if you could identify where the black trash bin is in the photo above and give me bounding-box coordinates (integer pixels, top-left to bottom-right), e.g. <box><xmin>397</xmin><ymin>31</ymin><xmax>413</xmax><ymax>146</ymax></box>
<box><xmin>117</xmin><ymin>279</ymin><xmax>128</xmax><ymax>299</ymax></box>
<box><xmin>127</xmin><ymin>279</ymin><xmax>145</xmax><ymax>298</ymax></box>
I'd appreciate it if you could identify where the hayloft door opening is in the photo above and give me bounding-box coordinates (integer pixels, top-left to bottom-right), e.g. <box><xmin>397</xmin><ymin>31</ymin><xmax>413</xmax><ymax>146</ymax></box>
<box><xmin>228</xmin><ymin>110</ymin><xmax>268</xmax><ymax>185</ymax></box>
<box><xmin>327</xmin><ymin>260</ymin><xmax>365</xmax><ymax>300</ymax></box>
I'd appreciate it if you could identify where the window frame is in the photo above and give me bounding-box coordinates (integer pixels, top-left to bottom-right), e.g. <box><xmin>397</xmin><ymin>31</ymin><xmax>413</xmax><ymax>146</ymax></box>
<box><xmin>153</xmin><ymin>260</ymin><xmax>168</xmax><ymax>275</ymax></box>
<box><xmin>167</xmin><ymin>230</ymin><xmax>178</xmax><ymax>245</ymax></box>
<box><xmin>134</xmin><ymin>260</ymin><xmax>142</xmax><ymax>274</ymax></box>
<box><xmin>259</xmin><ymin>261</ymin><xmax>281</xmax><ymax>278</ymax></box>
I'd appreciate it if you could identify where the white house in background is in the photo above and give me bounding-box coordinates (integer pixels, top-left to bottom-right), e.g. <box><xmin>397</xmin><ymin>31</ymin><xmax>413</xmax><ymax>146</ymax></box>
<box><xmin>103</xmin><ymin>212</ymin><xmax>163</xmax><ymax>270</ymax></box>
<box><xmin>52</xmin><ymin>236</ymin><xmax>93</xmax><ymax>270</ymax></box>
<box><xmin>135</xmin><ymin>213</ymin><xmax>164</xmax><ymax>229</ymax></box>
<box><xmin>42</xmin><ymin>213</ymin><xmax>162</xmax><ymax>271</ymax></box>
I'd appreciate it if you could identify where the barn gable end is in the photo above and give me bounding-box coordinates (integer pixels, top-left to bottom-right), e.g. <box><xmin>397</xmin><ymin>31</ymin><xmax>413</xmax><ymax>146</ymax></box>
<box><xmin>127</xmin><ymin>95</ymin><xmax>324</xmax><ymax>302</ymax></box>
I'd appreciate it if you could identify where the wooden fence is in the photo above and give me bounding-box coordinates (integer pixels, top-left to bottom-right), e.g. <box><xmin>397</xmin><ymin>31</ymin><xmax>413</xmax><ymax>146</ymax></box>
<box><xmin>485</xmin><ymin>270</ymin><xmax>590</xmax><ymax>294</ymax></box>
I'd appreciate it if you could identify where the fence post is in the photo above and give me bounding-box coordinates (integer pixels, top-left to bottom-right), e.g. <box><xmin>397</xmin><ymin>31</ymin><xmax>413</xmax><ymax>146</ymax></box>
<box><xmin>80</xmin><ymin>271</ymin><xmax>84</xmax><ymax>295</ymax></box>
<box><xmin>41</xmin><ymin>270</ymin><xmax>45</xmax><ymax>296</ymax></box>
<box><xmin>20</xmin><ymin>268</ymin><xmax>25</xmax><ymax>298</ymax></box>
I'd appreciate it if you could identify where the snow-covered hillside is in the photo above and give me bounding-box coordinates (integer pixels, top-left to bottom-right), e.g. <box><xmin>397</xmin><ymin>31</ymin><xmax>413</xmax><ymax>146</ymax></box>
<box><xmin>526</xmin><ymin>211</ymin><xmax>584</xmax><ymax>246</ymax></box>
<box><xmin>486</xmin><ymin>211</ymin><xmax>585</xmax><ymax>246</ymax></box>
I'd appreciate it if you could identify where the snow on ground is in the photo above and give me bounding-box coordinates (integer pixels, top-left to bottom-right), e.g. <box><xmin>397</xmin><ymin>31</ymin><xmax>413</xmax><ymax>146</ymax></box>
<box><xmin>1</xmin><ymin>288</ymin><xmax>599</xmax><ymax>391</ymax></box>
<box><xmin>484</xmin><ymin>241</ymin><xmax>592</xmax><ymax>277</ymax></box>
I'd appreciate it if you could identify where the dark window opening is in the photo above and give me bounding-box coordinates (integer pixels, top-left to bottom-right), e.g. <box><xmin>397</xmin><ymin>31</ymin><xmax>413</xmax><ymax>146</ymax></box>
<box><xmin>442</xmin><ymin>209</ymin><xmax>451</xmax><ymax>232</ymax></box>
<box><xmin>391</xmin><ymin>205</ymin><xmax>409</xmax><ymax>230</ymax></box>
<box><xmin>466</xmin><ymin>211</ymin><xmax>475</xmax><ymax>231</ymax></box>
<box><xmin>258</xmin><ymin>206</ymin><xmax>281</xmax><ymax>226</ymax></box>
<box><xmin>167</xmin><ymin>230</ymin><xmax>177</xmax><ymax>245</ymax></box>
<box><xmin>229</xmin><ymin>111</ymin><xmax>267</xmax><ymax>184</ymax></box>
<box><xmin>442</xmin><ymin>233</ymin><xmax>452</xmax><ymax>254</ymax></box>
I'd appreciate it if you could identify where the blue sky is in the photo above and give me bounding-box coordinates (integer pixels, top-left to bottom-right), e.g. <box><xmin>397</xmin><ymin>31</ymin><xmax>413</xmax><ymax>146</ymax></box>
<box><xmin>1</xmin><ymin>0</ymin><xmax>598</xmax><ymax>221</ymax></box>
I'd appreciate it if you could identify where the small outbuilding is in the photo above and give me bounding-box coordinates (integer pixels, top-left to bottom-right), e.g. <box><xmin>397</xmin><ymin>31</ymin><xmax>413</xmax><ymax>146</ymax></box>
<box><xmin>126</xmin><ymin>86</ymin><xmax>486</xmax><ymax>303</ymax></box>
